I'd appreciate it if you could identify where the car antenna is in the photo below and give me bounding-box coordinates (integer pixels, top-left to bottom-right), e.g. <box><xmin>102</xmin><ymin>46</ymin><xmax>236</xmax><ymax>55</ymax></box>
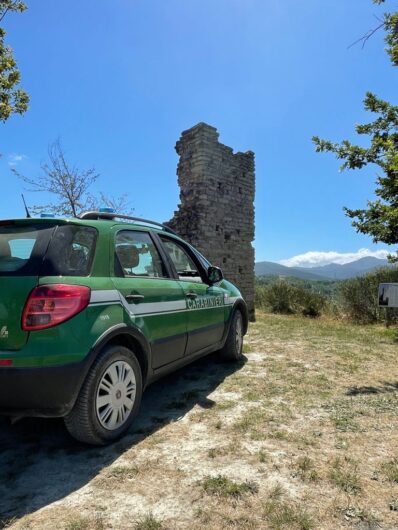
<box><xmin>21</xmin><ymin>194</ymin><xmax>31</xmax><ymax>218</ymax></box>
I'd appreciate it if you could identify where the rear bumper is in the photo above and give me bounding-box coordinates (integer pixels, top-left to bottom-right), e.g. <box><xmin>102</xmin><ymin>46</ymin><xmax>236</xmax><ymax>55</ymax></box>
<box><xmin>0</xmin><ymin>361</ymin><xmax>88</xmax><ymax>418</ymax></box>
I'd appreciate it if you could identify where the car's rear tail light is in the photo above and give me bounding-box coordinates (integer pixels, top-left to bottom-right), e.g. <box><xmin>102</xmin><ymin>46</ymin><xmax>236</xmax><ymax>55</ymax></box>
<box><xmin>22</xmin><ymin>284</ymin><xmax>91</xmax><ymax>331</ymax></box>
<box><xmin>0</xmin><ymin>359</ymin><xmax>13</xmax><ymax>366</ymax></box>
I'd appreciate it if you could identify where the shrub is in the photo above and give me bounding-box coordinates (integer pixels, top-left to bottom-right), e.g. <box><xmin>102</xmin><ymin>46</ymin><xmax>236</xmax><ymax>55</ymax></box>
<box><xmin>262</xmin><ymin>280</ymin><xmax>297</xmax><ymax>314</ymax></box>
<box><xmin>339</xmin><ymin>266</ymin><xmax>398</xmax><ymax>324</ymax></box>
<box><xmin>299</xmin><ymin>289</ymin><xmax>326</xmax><ymax>317</ymax></box>
<box><xmin>255</xmin><ymin>285</ymin><xmax>270</xmax><ymax>311</ymax></box>
<box><xmin>255</xmin><ymin>280</ymin><xmax>327</xmax><ymax>317</ymax></box>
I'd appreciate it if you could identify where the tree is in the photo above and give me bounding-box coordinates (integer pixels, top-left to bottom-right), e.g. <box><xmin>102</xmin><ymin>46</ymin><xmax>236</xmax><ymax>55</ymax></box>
<box><xmin>97</xmin><ymin>191</ymin><xmax>132</xmax><ymax>214</ymax></box>
<box><xmin>313</xmin><ymin>0</ymin><xmax>398</xmax><ymax>258</ymax></box>
<box><xmin>0</xmin><ymin>0</ymin><xmax>29</xmax><ymax>122</ymax></box>
<box><xmin>374</xmin><ymin>0</ymin><xmax>398</xmax><ymax>66</ymax></box>
<box><xmin>13</xmin><ymin>139</ymin><xmax>133</xmax><ymax>216</ymax></box>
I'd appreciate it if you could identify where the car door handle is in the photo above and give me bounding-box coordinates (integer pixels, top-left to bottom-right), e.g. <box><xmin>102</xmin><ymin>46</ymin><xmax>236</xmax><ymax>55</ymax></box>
<box><xmin>125</xmin><ymin>294</ymin><xmax>145</xmax><ymax>303</ymax></box>
<box><xmin>186</xmin><ymin>292</ymin><xmax>198</xmax><ymax>299</ymax></box>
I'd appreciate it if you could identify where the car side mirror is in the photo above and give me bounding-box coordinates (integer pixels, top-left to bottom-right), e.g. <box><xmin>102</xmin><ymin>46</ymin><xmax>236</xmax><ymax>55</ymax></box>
<box><xmin>207</xmin><ymin>266</ymin><xmax>223</xmax><ymax>284</ymax></box>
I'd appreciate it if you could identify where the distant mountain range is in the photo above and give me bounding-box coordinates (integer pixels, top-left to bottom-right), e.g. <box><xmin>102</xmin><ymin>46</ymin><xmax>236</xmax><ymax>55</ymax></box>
<box><xmin>255</xmin><ymin>257</ymin><xmax>391</xmax><ymax>281</ymax></box>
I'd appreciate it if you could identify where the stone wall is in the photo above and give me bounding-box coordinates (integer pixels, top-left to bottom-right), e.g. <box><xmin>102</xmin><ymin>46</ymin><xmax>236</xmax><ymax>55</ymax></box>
<box><xmin>167</xmin><ymin>122</ymin><xmax>256</xmax><ymax>321</ymax></box>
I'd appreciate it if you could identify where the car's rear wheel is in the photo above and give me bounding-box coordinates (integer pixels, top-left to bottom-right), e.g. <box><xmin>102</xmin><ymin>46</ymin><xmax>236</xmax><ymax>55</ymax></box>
<box><xmin>64</xmin><ymin>345</ymin><xmax>142</xmax><ymax>445</ymax></box>
<box><xmin>219</xmin><ymin>310</ymin><xmax>244</xmax><ymax>361</ymax></box>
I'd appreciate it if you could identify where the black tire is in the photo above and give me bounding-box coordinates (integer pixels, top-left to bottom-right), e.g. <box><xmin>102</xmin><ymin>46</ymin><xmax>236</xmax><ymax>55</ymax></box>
<box><xmin>64</xmin><ymin>345</ymin><xmax>142</xmax><ymax>445</ymax></box>
<box><xmin>219</xmin><ymin>310</ymin><xmax>244</xmax><ymax>361</ymax></box>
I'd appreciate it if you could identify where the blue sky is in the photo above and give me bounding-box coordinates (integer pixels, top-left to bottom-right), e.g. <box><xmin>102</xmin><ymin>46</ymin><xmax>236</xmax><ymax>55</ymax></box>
<box><xmin>1</xmin><ymin>0</ymin><xmax>397</xmax><ymax>265</ymax></box>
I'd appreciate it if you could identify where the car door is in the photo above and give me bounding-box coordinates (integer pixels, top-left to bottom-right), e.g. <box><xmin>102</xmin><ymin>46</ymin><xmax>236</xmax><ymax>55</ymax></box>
<box><xmin>111</xmin><ymin>228</ymin><xmax>188</xmax><ymax>370</ymax></box>
<box><xmin>158</xmin><ymin>235</ymin><xmax>226</xmax><ymax>356</ymax></box>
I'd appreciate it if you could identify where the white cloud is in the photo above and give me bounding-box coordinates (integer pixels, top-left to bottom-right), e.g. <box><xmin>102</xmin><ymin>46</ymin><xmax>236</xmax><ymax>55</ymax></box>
<box><xmin>280</xmin><ymin>248</ymin><xmax>392</xmax><ymax>268</ymax></box>
<box><xmin>8</xmin><ymin>153</ymin><xmax>26</xmax><ymax>167</ymax></box>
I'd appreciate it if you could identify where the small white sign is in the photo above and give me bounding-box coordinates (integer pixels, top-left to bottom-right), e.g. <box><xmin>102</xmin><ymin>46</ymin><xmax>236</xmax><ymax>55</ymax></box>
<box><xmin>379</xmin><ymin>283</ymin><xmax>398</xmax><ymax>308</ymax></box>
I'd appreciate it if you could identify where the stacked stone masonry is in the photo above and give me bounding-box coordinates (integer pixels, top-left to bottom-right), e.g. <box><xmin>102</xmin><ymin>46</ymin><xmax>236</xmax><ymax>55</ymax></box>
<box><xmin>167</xmin><ymin>122</ymin><xmax>256</xmax><ymax>321</ymax></box>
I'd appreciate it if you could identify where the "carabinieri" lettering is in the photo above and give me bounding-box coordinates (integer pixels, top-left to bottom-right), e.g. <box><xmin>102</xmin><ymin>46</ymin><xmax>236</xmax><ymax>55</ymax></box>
<box><xmin>187</xmin><ymin>296</ymin><xmax>224</xmax><ymax>310</ymax></box>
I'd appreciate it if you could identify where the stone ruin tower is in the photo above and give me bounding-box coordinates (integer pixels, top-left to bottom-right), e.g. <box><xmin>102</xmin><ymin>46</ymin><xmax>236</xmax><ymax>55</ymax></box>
<box><xmin>167</xmin><ymin>122</ymin><xmax>256</xmax><ymax>321</ymax></box>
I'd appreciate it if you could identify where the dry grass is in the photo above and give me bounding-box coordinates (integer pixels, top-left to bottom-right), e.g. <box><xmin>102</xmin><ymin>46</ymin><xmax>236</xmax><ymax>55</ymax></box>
<box><xmin>2</xmin><ymin>311</ymin><xmax>398</xmax><ymax>529</ymax></box>
<box><xmin>133</xmin><ymin>513</ymin><xmax>164</xmax><ymax>530</ymax></box>
<box><xmin>201</xmin><ymin>475</ymin><xmax>258</xmax><ymax>497</ymax></box>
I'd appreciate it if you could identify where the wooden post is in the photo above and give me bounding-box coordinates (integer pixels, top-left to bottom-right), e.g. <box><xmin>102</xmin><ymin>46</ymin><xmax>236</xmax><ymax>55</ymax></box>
<box><xmin>385</xmin><ymin>307</ymin><xmax>390</xmax><ymax>328</ymax></box>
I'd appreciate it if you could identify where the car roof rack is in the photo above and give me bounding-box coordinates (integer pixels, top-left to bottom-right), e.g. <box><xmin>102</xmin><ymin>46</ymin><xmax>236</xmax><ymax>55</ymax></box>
<box><xmin>79</xmin><ymin>211</ymin><xmax>177</xmax><ymax>235</ymax></box>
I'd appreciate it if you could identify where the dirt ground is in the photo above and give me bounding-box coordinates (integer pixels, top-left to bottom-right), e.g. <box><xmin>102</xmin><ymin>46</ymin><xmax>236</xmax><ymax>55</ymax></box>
<box><xmin>1</xmin><ymin>312</ymin><xmax>398</xmax><ymax>530</ymax></box>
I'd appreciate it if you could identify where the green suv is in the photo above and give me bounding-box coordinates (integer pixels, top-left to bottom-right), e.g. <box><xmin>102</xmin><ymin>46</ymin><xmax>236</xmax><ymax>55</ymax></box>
<box><xmin>0</xmin><ymin>210</ymin><xmax>248</xmax><ymax>445</ymax></box>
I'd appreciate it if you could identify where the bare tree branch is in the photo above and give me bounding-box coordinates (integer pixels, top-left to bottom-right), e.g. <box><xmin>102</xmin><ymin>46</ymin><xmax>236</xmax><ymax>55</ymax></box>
<box><xmin>97</xmin><ymin>192</ymin><xmax>134</xmax><ymax>215</ymax></box>
<box><xmin>348</xmin><ymin>19</ymin><xmax>386</xmax><ymax>50</ymax></box>
<box><xmin>13</xmin><ymin>139</ymin><xmax>100</xmax><ymax>217</ymax></box>
<box><xmin>13</xmin><ymin>138</ymin><xmax>133</xmax><ymax>217</ymax></box>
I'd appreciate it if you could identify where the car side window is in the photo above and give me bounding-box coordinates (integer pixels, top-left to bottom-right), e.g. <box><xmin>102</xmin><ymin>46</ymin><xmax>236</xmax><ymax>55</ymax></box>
<box><xmin>42</xmin><ymin>225</ymin><xmax>97</xmax><ymax>277</ymax></box>
<box><xmin>115</xmin><ymin>231</ymin><xmax>168</xmax><ymax>278</ymax></box>
<box><xmin>161</xmin><ymin>237</ymin><xmax>203</xmax><ymax>283</ymax></box>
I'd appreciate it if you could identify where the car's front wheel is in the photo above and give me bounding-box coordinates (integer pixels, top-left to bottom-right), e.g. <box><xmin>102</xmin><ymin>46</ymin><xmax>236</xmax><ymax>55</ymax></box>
<box><xmin>219</xmin><ymin>310</ymin><xmax>244</xmax><ymax>361</ymax></box>
<box><xmin>64</xmin><ymin>345</ymin><xmax>142</xmax><ymax>445</ymax></box>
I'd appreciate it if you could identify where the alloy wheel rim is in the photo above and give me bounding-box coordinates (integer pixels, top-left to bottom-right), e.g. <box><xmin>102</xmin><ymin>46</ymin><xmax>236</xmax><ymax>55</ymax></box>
<box><xmin>96</xmin><ymin>360</ymin><xmax>136</xmax><ymax>430</ymax></box>
<box><xmin>235</xmin><ymin>315</ymin><xmax>243</xmax><ymax>354</ymax></box>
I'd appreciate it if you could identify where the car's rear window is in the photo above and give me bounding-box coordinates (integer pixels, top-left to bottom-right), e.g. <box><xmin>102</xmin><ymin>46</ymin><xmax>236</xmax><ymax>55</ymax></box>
<box><xmin>0</xmin><ymin>223</ymin><xmax>97</xmax><ymax>277</ymax></box>
<box><xmin>0</xmin><ymin>224</ymin><xmax>55</xmax><ymax>276</ymax></box>
<box><xmin>41</xmin><ymin>225</ymin><xmax>97</xmax><ymax>276</ymax></box>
